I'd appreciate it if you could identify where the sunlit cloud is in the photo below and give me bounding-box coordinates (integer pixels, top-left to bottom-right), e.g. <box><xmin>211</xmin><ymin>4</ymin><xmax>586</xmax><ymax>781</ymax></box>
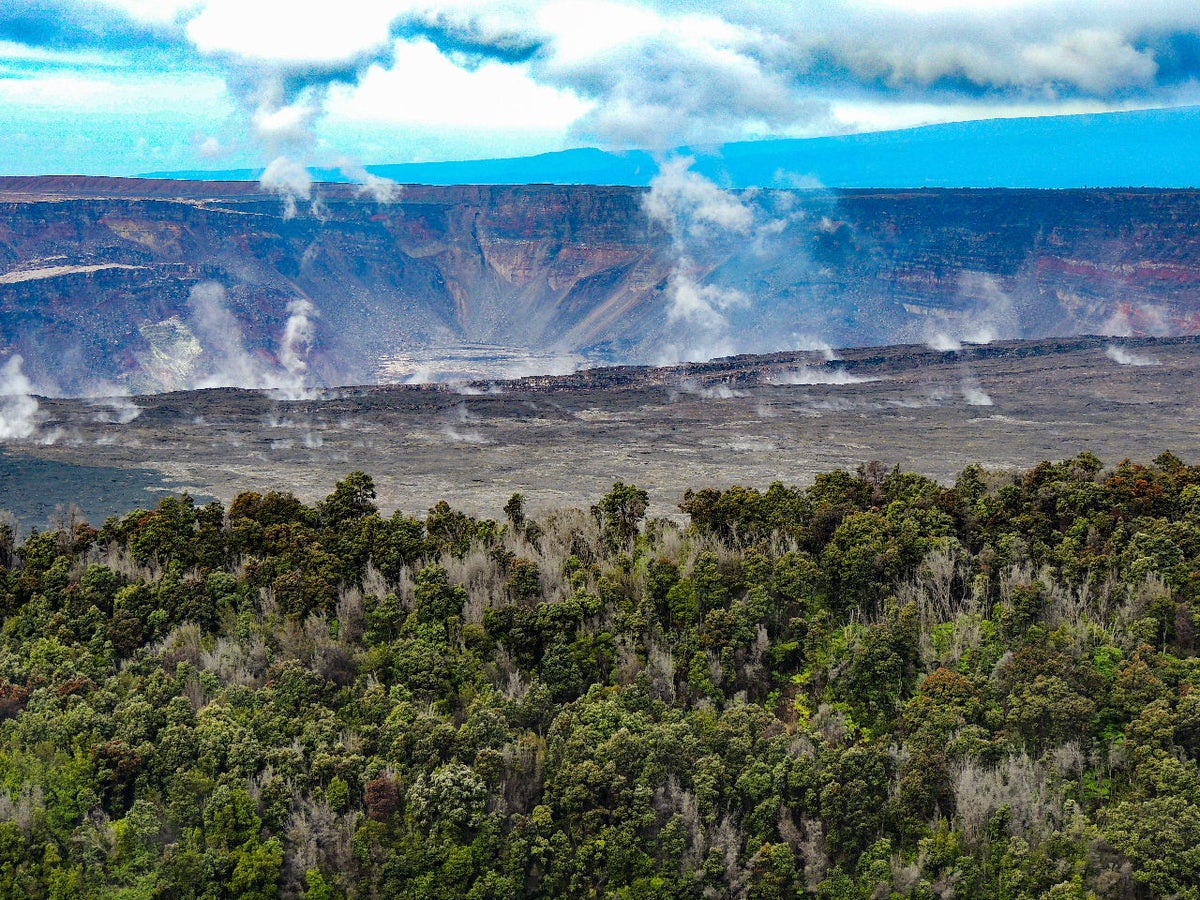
<box><xmin>4</xmin><ymin>0</ymin><xmax>1200</xmax><ymax>173</ymax></box>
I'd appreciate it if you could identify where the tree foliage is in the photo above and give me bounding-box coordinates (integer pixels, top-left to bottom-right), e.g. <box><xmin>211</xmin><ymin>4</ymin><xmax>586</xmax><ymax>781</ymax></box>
<box><xmin>0</xmin><ymin>457</ymin><xmax>1198</xmax><ymax>897</ymax></box>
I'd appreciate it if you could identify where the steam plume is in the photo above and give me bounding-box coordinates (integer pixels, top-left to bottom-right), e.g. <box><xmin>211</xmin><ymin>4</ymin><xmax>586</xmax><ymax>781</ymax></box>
<box><xmin>186</xmin><ymin>282</ymin><xmax>321</xmax><ymax>399</ymax></box>
<box><xmin>280</xmin><ymin>298</ymin><xmax>318</xmax><ymax>385</ymax></box>
<box><xmin>643</xmin><ymin>157</ymin><xmax>756</xmax><ymax>363</ymax></box>
<box><xmin>0</xmin><ymin>356</ymin><xmax>39</xmax><ymax>440</ymax></box>
<box><xmin>926</xmin><ymin>273</ymin><xmax>1019</xmax><ymax>351</ymax></box>
<box><xmin>927</xmin><ymin>334</ymin><xmax>963</xmax><ymax>352</ymax></box>
<box><xmin>260</xmin><ymin>156</ymin><xmax>313</xmax><ymax>219</ymax></box>
<box><xmin>188</xmin><ymin>282</ymin><xmax>270</xmax><ymax>388</ymax></box>
<box><xmin>960</xmin><ymin>372</ymin><xmax>994</xmax><ymax>406</ymax></box>
<box><xmin>962</xmin><ymin>386</ymin><xmax>994</xmax><ymax>406</ymax></box>
<box><xmin>792</xmin><ymin>336</ymin><xmax>839</xmax><ymax>361</ymax></box>
<box><xmin>1101</xmin><ymin>302</ymin><xmax>1170</xmax><ymax>337</ymax></box>
<box><xmin>1104</xmin><ymin>344</ymin><xmax>1160</xmax><ymax>366</ymax></box>
<box><xmin>673</xmin><ymin>380</ymin><xmax>747</xmax><ymax>400</ymax></box>
<box><xmin>770</xmin><ymin>367</ymin><xmax>877</xmax><ymax>386</ymax></box>
<box><xmin>340</xmin><ymin>162</ymin><xmax>402</xmax><ymax>203</ymax></box>
<box><xmin>88</xmin><ymin>395</ymin><xmax>142</xmax><ymax>425</ymax></box>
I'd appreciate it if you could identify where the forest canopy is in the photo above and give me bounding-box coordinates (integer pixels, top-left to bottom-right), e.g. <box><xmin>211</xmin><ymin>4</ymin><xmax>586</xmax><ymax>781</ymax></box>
<box><xmin>1</xmin><ymin>453</ymin><xmax>1199</xmax><ymax>898</ymax></box>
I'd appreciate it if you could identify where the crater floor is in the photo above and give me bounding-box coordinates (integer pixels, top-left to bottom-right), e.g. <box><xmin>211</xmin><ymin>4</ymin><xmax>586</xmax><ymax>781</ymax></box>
<box><xmin>4</xmin><ymin>335</ymin><xmax>1197</xmax><ymax>528</ymax></box>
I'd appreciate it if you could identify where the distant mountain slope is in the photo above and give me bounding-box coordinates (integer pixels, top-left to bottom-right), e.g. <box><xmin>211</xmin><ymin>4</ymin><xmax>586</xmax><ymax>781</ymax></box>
<box><xmin>141</xmin><ymin>106</ymin><xmax>1200</xmax><ymax>189</ymax></box>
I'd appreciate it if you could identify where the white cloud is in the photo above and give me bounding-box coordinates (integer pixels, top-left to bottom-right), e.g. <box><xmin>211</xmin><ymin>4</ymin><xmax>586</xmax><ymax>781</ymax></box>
<box><xmin>325</xmin><ymin>38</ymin><xmax>590</xmax><ymax>130</ymax></box>
<box><xmin>99</xmin><ymin>0</ymin><xmax>197</xmax><ymax>22</ymax></box>
<box><xmin>185</xmin><ymin>0</ymin><xmax>402</xmax><ymax>62</ymax></box>
<box><xmin>0</xmin><ymin>70</ymin><xmax>227</xmax><ymax>111</ymax></box>
<box><xmin>9</xmin><ymin>0</ymin><xmax>1200</xmax><ymax>171</ymax></box>
<box><xmin>0</xmin><ymin>40</ymin><xmax>123</xmax><ymax>67</ymax></box>
<box><xmin>536</xmin><ymin>0</ymin><xmax>666</xmax><ymax>63</ymax></box>
<box><xmin>1019</xmin><ymin>29</ymin><xmax>1157</xmax><ymax>95</ymax></box>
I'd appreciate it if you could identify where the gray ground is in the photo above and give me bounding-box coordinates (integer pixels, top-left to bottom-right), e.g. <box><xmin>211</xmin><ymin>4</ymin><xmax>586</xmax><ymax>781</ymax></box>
<box><xmin>3</xmin><ymin>335</ymin><xmax>1197</xmax><ymax>528</ymax></box>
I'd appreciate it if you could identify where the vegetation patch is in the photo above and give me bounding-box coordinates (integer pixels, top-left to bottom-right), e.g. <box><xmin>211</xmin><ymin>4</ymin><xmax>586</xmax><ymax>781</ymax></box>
<box><xmin>0</xmin><ymin>454</ymin><xmax>1198</xmax><ymax>898</ymax></box>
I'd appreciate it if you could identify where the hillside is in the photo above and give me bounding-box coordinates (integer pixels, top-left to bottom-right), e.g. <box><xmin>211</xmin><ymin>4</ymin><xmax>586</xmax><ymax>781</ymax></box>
<box><xmin>2</xmin><ymin>178</ymin><xmax>1200</xmax><ymax>394</ymax></box>
<box><xmin>142</xmin><ymin>106</ymin><xmax>1200</xmax><ymax>190</ymax></box>
<box><xmin>0</xmin><ymin>455</ymin><xmax>1198</xmax><ymax>897</ymax></box>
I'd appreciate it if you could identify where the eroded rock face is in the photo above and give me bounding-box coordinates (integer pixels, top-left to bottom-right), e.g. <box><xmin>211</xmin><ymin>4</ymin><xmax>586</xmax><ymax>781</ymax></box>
<box><xmin>1</xmin><ymin>177</ymin><xmax>1199</xmax><ymax>395</ymax></box>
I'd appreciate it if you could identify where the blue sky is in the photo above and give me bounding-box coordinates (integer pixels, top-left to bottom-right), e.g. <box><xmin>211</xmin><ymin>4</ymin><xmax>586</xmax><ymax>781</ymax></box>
<box><xmin>4</xmin><ymin>0</ymin><xmax>1200</xmax><ymax>176</ymax></box>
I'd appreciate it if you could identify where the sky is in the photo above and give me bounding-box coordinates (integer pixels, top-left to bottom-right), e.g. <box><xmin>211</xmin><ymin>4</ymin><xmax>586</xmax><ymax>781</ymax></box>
<box><xmin>3</xmin><ymin>0</ymin><xmax>1200</xmax><ymax>176</ymax></box>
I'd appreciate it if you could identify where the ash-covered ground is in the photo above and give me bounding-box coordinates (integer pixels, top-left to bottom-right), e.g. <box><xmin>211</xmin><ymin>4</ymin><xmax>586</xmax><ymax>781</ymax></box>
<box><xmin>2</xmin><ymin>335</ymin><xmax>1197</xmax><ymax>529</ymax></box>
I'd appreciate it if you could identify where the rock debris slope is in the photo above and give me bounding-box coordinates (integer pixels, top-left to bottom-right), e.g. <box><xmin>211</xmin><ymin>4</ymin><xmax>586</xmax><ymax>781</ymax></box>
<box><xmin>1</xmin><ymin>176</ymin><xmax>1199</xmax><ymax>393</ymax></box>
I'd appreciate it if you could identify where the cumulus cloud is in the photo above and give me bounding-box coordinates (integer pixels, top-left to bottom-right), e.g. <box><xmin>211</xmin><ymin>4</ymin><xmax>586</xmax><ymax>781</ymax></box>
<box><xmin>13</xmin><ymin>2</ymin><xmax>1200</xmax><ymax>169</ymax></box>
<box><xmin>392</xmin><ymin>8</ymin><xmax>546</xmax><ymax>66</ymax></box>
<box><xmin>188</xmin><ymin>1</ymin><xmax>405</xmax><ymax>153</ymax></box>
<box><xmin>339</xmin><ymin>1</ymin><xmax>1200</xmax><ymax>149</ymax></box>
<box><xmin>0</xmin><ymin>0</ymin><xmax>191</xmax><ymax>56</ymax></box>
<box><xmin>545</xmin><ymin>17</ymin><xmax>828</xmax><ymax>148</ymax></box>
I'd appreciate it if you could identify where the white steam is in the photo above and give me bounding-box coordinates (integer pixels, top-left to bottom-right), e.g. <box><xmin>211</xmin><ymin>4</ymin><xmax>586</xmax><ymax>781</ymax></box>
<box><xmin>643</xmin><ymin>157</ymin><xmax>755</xmax><ymax>241</ymax></box>
<box><xmin>962</xmin><ymin>387</ymin><xmax>994</xmax><ymax>406</ymax></box>
<box><xmin>643</xmin><ymin>157</ymin><xmax>758</xmax><ymax>364</ymax></box>
<box><xmin>499</xmin><ymin>352</ymin><xmax>583</xmax><ymax>380</ymax></box>
<box><xmin>926</xmin><ymin>273</ymin><xmax>1019</xmax><ymax>351</ymax></box>
<box><xmin>927</xmin><ymin>333</ymin><xmax>963</xmax><ymax>352</ymax></box>
<box><xmin>260</xmin><ymin>155</ymin><xmax>314</xmax><ymax>219</ymax></box>
<box><xmin>279</xmin><ymin>298</ymin><xmax>318</xmax><ymax>385</ymax></box>
<box><xmin>0</xmin><ymin>356</ymin><xmax>39</xmax><ymax>440</ymax></box>
<box><xmin>793</xmin><ymin>335</ymin><xmax>839</xmax><ymax>361</ymax></box>
<box><xmin>186</xmin><ymin>282</ymin><xmax>321</xmax><ymax>399</ymax></box>
<box><xmin>340</xmin><ymin>162</ymin><xmax>403</xmax><ymax>204</ymax></box>
<box><xmin>672</xmin><ymin>380</ymin><xmax>748</xmax><ymax>400</ymax></box>
<box><xmin>657</xmin><ymin>268</ymin><xmax>748</xmax><ymax>363</ymax></box>
<box><xmin>1101</xmin><ymin>303</ymin><xmax>1170</xmax><ymax>337</ymax></box>
<box><xmin>189</xmin><ymin>282</ymin><xmax>271</xmax><ymax>389</ymax></box>
<box><xmin>960</xmin><ymin>373</ymin><xmax>994</xmax><ymax>406</ymax></box>
<box><xmin>358</xmin><ymin>173</ymin><xmax>402</xmax><ymax>204</ymax></box>
<box><xmin>770</xmin><ymin>366</ymin><xmax>878</xmax><ymax>386</ymax></box>
<box><xmin>1105</xmin><ymin>344</ymin><xmax>1161</xmax><ymax>366</ymax></box>
<box><xmin>440</xmin><ymin>426</ymin><xmax>491</xmax><ymax>445</ymax></box>
<box><xmin>253</xmin><ymin>99</ymin><xmax>321</xmax><ymax>149</ymax></box>
<box><xmin>88</xmin><ymin>395</ymin><xmax>143</xmax><ymax>425</ymax></box>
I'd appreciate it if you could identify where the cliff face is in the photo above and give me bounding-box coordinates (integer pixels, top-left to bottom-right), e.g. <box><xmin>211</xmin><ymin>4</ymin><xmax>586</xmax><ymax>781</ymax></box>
<box><xmin>0</xmin><ymin>177</ymin><xmax>1198</xmax><ymax>393</ymax></box>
